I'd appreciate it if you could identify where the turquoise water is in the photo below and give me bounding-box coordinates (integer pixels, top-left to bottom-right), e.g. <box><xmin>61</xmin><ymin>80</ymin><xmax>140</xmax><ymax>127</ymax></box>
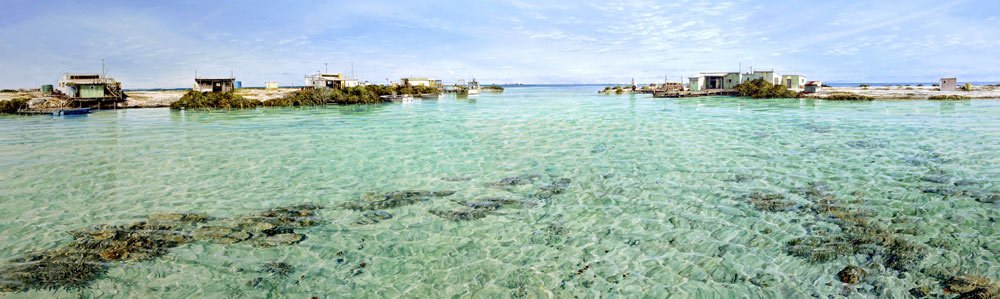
<box><xmin>1</xmin><ymin>86</ymin><xmax>998</xmax><ymax>297</ymax></box>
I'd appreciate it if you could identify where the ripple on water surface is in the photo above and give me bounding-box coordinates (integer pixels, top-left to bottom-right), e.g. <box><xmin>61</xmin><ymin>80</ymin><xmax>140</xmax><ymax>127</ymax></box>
<box><xmin>0</xmin><ymin>88</ymin><xmax>999</xmax><ymax>297</ymax></box>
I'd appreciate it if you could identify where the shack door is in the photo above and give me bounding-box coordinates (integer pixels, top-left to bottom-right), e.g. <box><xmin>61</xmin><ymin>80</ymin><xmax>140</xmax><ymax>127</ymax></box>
<box><xmin>213</xmin><ymin>82</ymin><xmax>222</xmax><ymax>92</ymax></box>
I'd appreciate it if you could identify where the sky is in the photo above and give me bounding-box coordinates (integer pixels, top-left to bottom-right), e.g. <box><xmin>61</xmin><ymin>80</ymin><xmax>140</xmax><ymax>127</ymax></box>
<box><xmin>1</xmin><ymin>0</ymin><xmax>998</xmax><ymax>88</ymax></box>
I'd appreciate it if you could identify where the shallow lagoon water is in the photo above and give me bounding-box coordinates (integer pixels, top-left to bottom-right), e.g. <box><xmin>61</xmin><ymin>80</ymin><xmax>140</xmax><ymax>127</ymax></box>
<box><xmin>1</xmin><ymin>86</ymin><xmax>998</xmax><ymax>297</ymax></box>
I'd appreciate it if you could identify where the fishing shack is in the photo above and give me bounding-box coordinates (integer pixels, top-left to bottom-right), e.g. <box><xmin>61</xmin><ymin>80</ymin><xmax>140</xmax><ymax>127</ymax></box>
<box><xmin>57</xmin><ymin>73</ymin><xmax>125</xmax><ymax>107</ymax></box>
<box><xmin>305</xmin><ymin>73</ymin><xmax>359</xmax><ymax>90</ymax></box>
<box><xmin>195</xmin><ymin>78</ymin><xmax>236</xmax><ymax>93</ymax></box>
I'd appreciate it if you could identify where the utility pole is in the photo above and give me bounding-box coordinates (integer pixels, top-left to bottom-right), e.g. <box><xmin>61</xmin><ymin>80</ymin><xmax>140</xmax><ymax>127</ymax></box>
<box><xmin>324</xmin><ymin>63</ymin><xmax>328</xmax><ymax>74</ymax></box>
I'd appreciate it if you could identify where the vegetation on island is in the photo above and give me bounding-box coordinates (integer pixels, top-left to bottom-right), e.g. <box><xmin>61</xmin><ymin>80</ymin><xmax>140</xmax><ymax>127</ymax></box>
<box><xmin>169</xmin><ymin>91</ymin><xmax>261</xmax><ymax>109</ymax></box>
<box><xmin>601</xmin><ymin>86</ymin><xmax>628</xmax><ymax>94</ymax></box>
<box><xmin>733</xmin><ymin>78</ymin><xmax>799</xmax><ymax>99</ymax></box>
<box><xmin>824</xmin><ymin>92</ymin><xmax>875</xmax><ymax>101</ymax></box>
<box><xmin>0</xmin><ymin>98</ymin><xmax>30</xmax><ymax>114</ymax></box>
<box><xmin>170</xmin><ymin>85</ymin><xmax>441</xmax><ymax>110</ymax></box>
<box><xmin>928</xmin><ymin>95</ymin><xmax>971</xmax><ymax>100</ymax></box>
<box><xmin>482</xmin><ymin>85</ymin><xmax>504</xmax><ymax>92</ymax></box>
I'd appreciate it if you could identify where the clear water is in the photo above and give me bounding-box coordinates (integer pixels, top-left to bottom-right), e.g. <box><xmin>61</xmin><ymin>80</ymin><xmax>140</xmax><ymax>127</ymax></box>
<box><xmin>1</xmin><ymin>86</ymin><xmax>998</xmax><ymax>297</ymax></box>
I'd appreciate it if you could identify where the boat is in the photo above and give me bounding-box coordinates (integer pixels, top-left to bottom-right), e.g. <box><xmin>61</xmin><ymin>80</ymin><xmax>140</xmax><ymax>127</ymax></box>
<box><xmin>16</xmin><ymin>107</ymin><xmax>92</xmax><ymax>116</ymax></box>
<box><xmin>419</xmin><ymin>93</ymin><xmax>441</xmax><ymax>99</ymax></box>
<box><xmin>380</xmin><ymin>94</ymin><xmax>414</xmax><ymax>102</ymax></box>
<box><xmin>466</xmin><ymin>78</ymin><xmax>481</xmax><ymax>95</ymax></box>
<box><xmin>58</xmin><ymin>108</ymin><xmax>92</xmax><ymax>115</ymax></box>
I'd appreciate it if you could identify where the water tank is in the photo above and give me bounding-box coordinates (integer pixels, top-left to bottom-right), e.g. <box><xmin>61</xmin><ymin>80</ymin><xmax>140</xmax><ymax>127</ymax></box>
<box><xmin>41</xmin><ymin>84</ymin><xmax>53</xmax><ymax>94</ymax></box>
<box><xmin>235</xmin><ymin>81</ymin><xmax>242</xmax><ymax>88</ymax></box>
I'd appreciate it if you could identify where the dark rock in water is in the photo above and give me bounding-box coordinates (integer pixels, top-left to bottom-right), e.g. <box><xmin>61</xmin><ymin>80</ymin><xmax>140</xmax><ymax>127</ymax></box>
<box><xmin>354</xmin><ymin>210</ymin><xmax>394</xmax><ymax>225</ymax></box>
<box><xmin>921</xmin><ymin>174</ymin><xmax>953</xmax><ymax>184</ymax></box>
<box><xmin>945</xmin><ymin>275</ymin><xmax>1000</xmax><ymax>299</ymax></box>
<box><xmin>254</xmin><ymin>233</ymin><xmax>306</xmax><ymax>247</ymax></box>
<box><xmin>0</xmin><ymin>252</ymin><xmax>108</xmax><ymax>292</ymax></box>
<box><xmin>70</xmin><ymin>221</ymin><xmax>194</xmax><ymax>262</ymax></box>
<box><xmin>0</xmin><ymin>204</ymin><xmax>325</xmax><ymax>293</ymax></box>
<box><xmin>364</xmin><ymin>210</ymin><xmax>393</xmax><ymax>221</ymax></box>
<box><xmin>441</xmin><ymin>176</ymin><xmax>473</xmax><ymax>182</ymax></box>
<box><xmin>193</xmin><ymin>226</ymin><xmax>252</xmax><ymax>244</ymax></box>
<box><xmin>480</xmin><ymin>197</ymin><xmax>536</xmax><ymax>208</ymax></box>
<box><xmin>743</xmin><ymin>192</ymin><xmax>796</xmax><ymax>212</ymax></box>
<box><xmin>723</xmin><ymin>174</ymin><xmax>753</xmax><ymax>183</ymax></box>
<box><xmin>923</xmin><ymin>187</ymin><xmax>964</xmax><ymax>197</ymax></box>
<box><xmin>148</xmin><ymin>212</ymin><xmax>210</xmax><ymax>223</ymax></box>
<box><xmin>845</xmin><ymin>139</ymin><xmax>888</xmax><ymax>149</ymax></box>
<box><xmin>967</xmin><ymin>191</ymin><xmax>1000</xmax><ymax>204</ymax></box>
<box><xmin>785</xmin><ymin>235</ymin><xmax>852</xmax><ymax>263</ymax></box>
<box><xmin>534</xmin><ymin>177</ymin><xmax>572</xmax><ymax>199</ymax></box>
<box><xmin>748</xmin><ymin>272</ymin><xmax>777</xmax><ymax>288</ymax></box>
<box><xmin>260</xmin><ymin>261</ymin><xmax>294</xmax><ymax>277</ymax></box>
<box><xmin>495</xmin><ymin>174</ymin><xmax>543</xmax><ymax>186</ymax></box>
<box><xmin>461</xmin><ymin>201</ymin><xmax>502</xmax><ymax>210</ymax></box>
<box><xmin>955</xmin><ymin>288</ymin><xmax>1000</xmax><ymax>299</ymax></box>
<box><xmin>954</xmin><ymin>179</ymin><xmax>980</xmax><ymax>186</ymax></box>
<box><xmin>908</xmin><ymin>286</ymin><xmax>932</xmax><ymax>298</ymax></box>
<box><xmin>344</xmin><ymin>190</ymin><xmax>456</xmax><ymax>211</ymax></box>
<box><xmin>430</xmin><ymin>208</ymin><xmax>492</xmax><ymax>221</ymax></box>
<box><xmin>837</xmin><ymin>265</ymin><xmax>865</xmax><ymax>284</ymax></box>
<box><xmin>246</xmin><ymin>276</ymin><xmax>264</xmax><ymax>288</ymax></box>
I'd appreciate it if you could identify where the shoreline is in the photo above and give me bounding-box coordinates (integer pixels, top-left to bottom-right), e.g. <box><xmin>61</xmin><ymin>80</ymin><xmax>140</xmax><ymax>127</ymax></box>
<box><xmin>4</xmin><ymin>85</ymin><xmax>1000</xmax><ymax>115</ymax></box>
<box><xmin>802</xmin><ymin>85</ymin><xmax>1000</xmax><ymax>100</ymax></box>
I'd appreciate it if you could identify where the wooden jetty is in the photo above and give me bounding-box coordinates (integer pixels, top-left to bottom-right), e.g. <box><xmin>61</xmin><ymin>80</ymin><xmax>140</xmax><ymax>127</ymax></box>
<box><xmin>652</xmin><ymin>89</ymin><xmax>736</xmax><ymax>98</ymax></box>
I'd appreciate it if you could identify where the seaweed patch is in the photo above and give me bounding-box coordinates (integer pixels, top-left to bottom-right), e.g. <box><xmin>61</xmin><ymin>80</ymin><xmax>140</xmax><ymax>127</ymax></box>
<box><xmin>0</xmin><ymin>205</ymin><xmax>322</xmax><ymax>293</ymax></box>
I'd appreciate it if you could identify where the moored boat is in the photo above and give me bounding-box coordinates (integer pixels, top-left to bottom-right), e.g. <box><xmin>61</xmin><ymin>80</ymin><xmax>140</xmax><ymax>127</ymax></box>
<box><xmin>380</xmin><ymin>94</ymin><xmax>414</xmax><ymax>102</ymax></box>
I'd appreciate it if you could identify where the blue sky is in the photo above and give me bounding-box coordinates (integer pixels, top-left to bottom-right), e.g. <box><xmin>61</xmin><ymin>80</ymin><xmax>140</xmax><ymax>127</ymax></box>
<box><xmin>1</xmin><ymin>0</ymin><xmax>998</xmax><ymax>88</ymax></box>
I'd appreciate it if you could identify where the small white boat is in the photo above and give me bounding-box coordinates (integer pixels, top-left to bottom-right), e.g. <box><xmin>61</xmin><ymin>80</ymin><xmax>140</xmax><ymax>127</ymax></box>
<box><xmin>466</xmin><ymin>79</ymin><xmax>481</xmax><ymax>95</ymax></box>
<box><xmin>380</xmin><ymin>94</ymin><xmax>414</xmax><ymax>102</ymax></box>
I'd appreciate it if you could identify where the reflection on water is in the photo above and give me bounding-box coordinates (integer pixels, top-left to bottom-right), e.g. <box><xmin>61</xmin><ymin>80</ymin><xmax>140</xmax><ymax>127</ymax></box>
<box><xmin>0</xmin><ymin>87</ymin><xmax>998</xmax><ymax>297</ymax></box>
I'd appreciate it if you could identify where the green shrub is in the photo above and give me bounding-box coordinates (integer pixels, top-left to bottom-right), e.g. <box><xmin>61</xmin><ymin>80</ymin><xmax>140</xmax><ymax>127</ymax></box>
<box><xmin>825</xmin><ymin>92</ymin><xmax>874</xmax><ymax>101</ymax></box>
<box><xmin>264</xmin><ymin>88</ymin><xmax>331</xmax><ymax>106</ymax></box>
<box><xmin>963</xmin><ymin>83</ymin><xmax>972</xmax><ymax>91</ymax></box>
<box><xmin>482</xmin><ymin>85</ymin><xmax>504</xmax><ymax>91</ymax></box>
<box><xmin>0</xmin><ymin>98</ymin><xmax>30</xmax><ymax>114</ymax></box>
<box><xmin>169</xmin><ymin>91</ymin><xmax>260</xmax><ymax>109</ymax></box>
<box><xmin>734</xmin><ymin>79</ymin><xmax>799</xmax><ymax>98</ymax></box>
<box><xmin>266</xmin><ymin>85</ymin><xmax>429</xmax><ymax>107</ymax></box>
<box><xmin>928</xmin><ymin>95</ymin><xmax>970</xmax><ymax>100</ymax></box>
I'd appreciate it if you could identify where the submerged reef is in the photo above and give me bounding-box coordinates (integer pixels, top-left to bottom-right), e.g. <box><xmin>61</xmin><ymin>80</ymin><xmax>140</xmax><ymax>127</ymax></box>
<box><xmin>0</xmin><ymin>205</ymin><xmax>322</xmax><ymax>293</ymax></box>
<box><xmin>837</xmin><ymin>265</ymin><xmax>866</xmax><ymax>284</ymax></box>
<box><xmin>342</xmin><ymin>190</ymin><xmax>456</xmax><ymax>211</ymax></box>
<box><xmin>431</xmin><ymin>196</ymin><xmax>539</xmax><ymax>221</ymax></box>
<box><xmin>741</xmin><ymin>181</ymin><xmax>1000</xmax><ymax>296</ymax></box>
<box><xmin>353</xmin><ymin>210</ymin><xmax>394</xmax><ymax>225</ymax></box>
<box><xmin>945</xmin><ymin>275</ymin><xmax>1000</xmax><ymax>299</ymax></box>
<box><xmin>742</xmin><ymin>192</ymin><xmax>797</xmax><ymax>212</ymax></box>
